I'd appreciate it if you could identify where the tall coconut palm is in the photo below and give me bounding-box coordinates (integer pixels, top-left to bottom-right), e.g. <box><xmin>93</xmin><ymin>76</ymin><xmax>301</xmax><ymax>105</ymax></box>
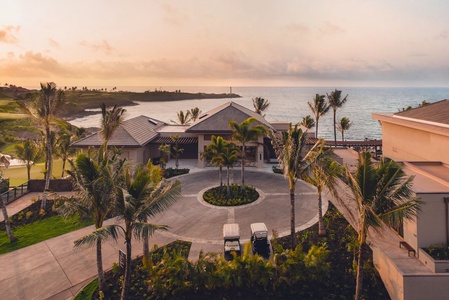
<box><xmin>189</xmin><ymin>107</ymin><xmax>202</xmax><ymax>122</ymax></box>
<box><xmin>14</xmin><ymin>139</ymin><xmax>43</xmax><ymax>181</ymax></box>
<box><xmin>252</xmin><ymin>97</ymin><xmax>270</xmax><ymax>116</ymax></box>
<box><xmin>171</xmin><ymin>110</ymin><xmax>191</xmax><ymax>125</ymax></box>
<box><xmin>100</xmin><ymin>102</ymin><xmax>126</xmax><ymax>151</ymax></box>
<box><xmin>308</xmin><ymin>94</ymin><xmax>329</xmax><ymax>138</ymax></box>
<box><xmin>300</xmin><ymin>115</ymin><xmax>315</xmax><ymax>130</ymax></box>
<box><xmin>141</xmin><ymin>161</ymin><xmax>165</xmax><ymax>259</ymax></box>
<box><xmin>327</xmin><ymin>89</ymin><xmax>348</xmax><ymax>146</ymax></box>
<box><xmin>75</xmin><ymin>163</ymin><xmax>181</xmax><ymax>300</ymax></box>
<box><xmin>60</xmin><ymin>149</ymin><xmax>126</xmax><ymax>293</ymax></box>
<box><xmin>303</xmin><ymin>151</ymin><xmax>342</xmax><ymax>236</ymax></box>
<box><xmin>337</xmin><ymin>116</ymin><xmax>352</xmax><ymax>141</ymax></box>
<box><xmin>222</xmin><ymin>144</ymin><xmax>238</xmax><ymax>198</ymax></box>
<box><xmin>18</xmin><ymin>82</ymin><xmax>65</xmax><ymax>209</ymax></box>
<box><xmin>229</xmin><ymin>117</ymin><xmax>266</xmax><ymax>190</ymax></box>
<box><xmin>342</xmin><ymin>152</ymin><xmax>422</xmax><ymax>300</ymax></box>
<box><xmin>0</xmin><ymin>155</ymin><xmax>16</xmax><ymax>242</ymax></box>
<box><xmin>270</xmin><ymin>124</ymin><xmax>324</xmax><ymax>248</ymax></box>
<box><xmin>55</xmin><ymin>133</ymin><xmax>78</xmax><ymax>177</ymax></box>
<box><xmin>201</xmin><ymin>135</ymin><xmax>228</xmax><ymax>187</ymax></box>
<box><xmin>59</xmin><ymin>104</ymin><xmax>126</xmax><ymax>294</ymax></box>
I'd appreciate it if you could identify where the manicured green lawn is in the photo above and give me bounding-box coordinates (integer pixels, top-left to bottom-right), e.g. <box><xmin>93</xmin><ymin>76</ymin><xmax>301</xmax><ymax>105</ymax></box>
<box><xmin>3</xmin><ymin>159</ymin><xmax>70</xmax><ymax>186</ymax></box>
<box><xmin>0</xmin><ymin>214</ymin><xmax>92</xmax><ymax>254</ymax></box>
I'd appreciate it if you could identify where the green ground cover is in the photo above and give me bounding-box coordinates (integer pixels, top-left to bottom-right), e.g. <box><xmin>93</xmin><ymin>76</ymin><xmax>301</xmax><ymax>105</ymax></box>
<box><xmin>0</xmin><ymin>214</ymin><xmax>92</xmax><ymax>254</ymax></box>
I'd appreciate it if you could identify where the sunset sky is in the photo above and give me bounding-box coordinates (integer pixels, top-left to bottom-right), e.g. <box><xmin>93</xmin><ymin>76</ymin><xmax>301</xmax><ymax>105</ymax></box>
<box><xmin>1</xmin><ymin>0</ymin><xmax>449</xmax><ymax>88</ymax></box>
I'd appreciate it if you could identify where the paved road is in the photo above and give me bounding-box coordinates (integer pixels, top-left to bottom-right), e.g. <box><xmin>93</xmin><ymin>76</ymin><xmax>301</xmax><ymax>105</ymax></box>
<box><xmin>0</xmin><ymin>168</ymin><xmax>322</xmax><ymax>300</ymax></box>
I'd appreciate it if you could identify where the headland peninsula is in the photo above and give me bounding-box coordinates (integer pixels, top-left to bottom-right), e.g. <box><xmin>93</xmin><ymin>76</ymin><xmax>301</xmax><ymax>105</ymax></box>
<box><xmin>0</xmin><ymin>86</ymin><xmax>241</xmax><ymax>119</ymax></box>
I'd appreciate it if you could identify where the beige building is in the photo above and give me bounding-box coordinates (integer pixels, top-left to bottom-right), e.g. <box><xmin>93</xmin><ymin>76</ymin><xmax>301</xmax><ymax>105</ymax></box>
<box><xmin>72</xmin><ymin>101</ymin><xmax>310</xmax><ymax>168</ymax></box>
<box><xmin>372</xmin><ymin>99</ymin><xmax>449</xmax><ymax>300</ymax></box>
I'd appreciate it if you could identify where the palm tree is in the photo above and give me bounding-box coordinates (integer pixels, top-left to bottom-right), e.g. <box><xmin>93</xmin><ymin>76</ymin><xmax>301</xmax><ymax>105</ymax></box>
<box><xmin>327</xmin><ymin>89</ymin><xmax>348</xmax><ymax>146</ymax></box>
<box><xmin>270</xmin><ymin>124</ymin><xmax>324</xmax><ymax>248</ymax></box>
<box><xmin>308</xmin><ymin>94</ymin><xmax>329</xmax><ymax>138</ymax></box>
<box><xmin>303</xmin><ymin>151</ymin><xmax>342</xmax><ymax>236</ymax></box>
<box><xmin>158</xmin><ymin>144</ymin><xmax>170</xmax><ymax>169</ymax></box>
<box><xmin>55</xmin><ymin>133</ymin><xmax>78</xmax><ymax>177</ymax></box>
<box><xmin>75</xmin><ymin>163</ymin><xmax>181</xmax><ymax>300</ymax></box>
<box><xmin>229</xmin><ymin>117</ymin><xmax>266</xmax><ymax>190</ymax></box>
<box><xmin>300</xmin><ymin>115</ymin><xmax>315</xmax><ymax>130</ymax></box>
<box><xmin>170</xmin><ymin>134</ymin><xmax>184</xmax><ymax>169</ymax></box>
<box><xmin>60</xmin><ymin>149</ymin><xmax>126</xmax><ymax>293</ymax></box>
<box><xmin>171</xmin><ymin>110</ymin><xmax>191</xmax><ymax>125</ymax></box>
<box><xmin>222</xmin><ymin>145</ymin><xmax>238</xmax><ymax>198</ymax></box>
<box><xmin>252</xmin><ymin>97</ymin><xmax>270</xmax><ymax>116</ymax></box>
<box><xmin>140</xmin><ymin>161</ymin><xmax>165</xmax><ymax>259</ymax></box>
<box><xmin>189</xmin><ymin>107</ymin><xmax>202</xmax><ymax>122</ymax></box>
<box><xmin>0</xmin><ymin>155</ymin><xmax>16</xmax><ymax>242</ymax></box>
<box><xmin>18</xmin><ymin>82</ymin><xmax>65</xmax><ymax>209</ymax></box>
<box><xmin>14</xmin><ymin>139</ymin><xmax>43</xmax><ymax>181</ymax></box>
<box><xmin>58</xmin><ymin>104</ymin><xmax>126</xmax><ymax>294</ymax></box>
<box><xmin>201</xmin><ymin>135</ymin><xmax>228</xmax><ymax>187</ymax></box>
<box><xmin>100</xmin><ymin>102</ymin><xmax>126</xmax><ymax>151</ymax></box>
<box><xmin>337</xmin><ymin>117</ymin><xmax>352</xmax><ymax>141</ymax></box>
<box><xmin>342</xmin><ymin>152</ymin><xmax>422</xmax><ymax>300</ymax></box>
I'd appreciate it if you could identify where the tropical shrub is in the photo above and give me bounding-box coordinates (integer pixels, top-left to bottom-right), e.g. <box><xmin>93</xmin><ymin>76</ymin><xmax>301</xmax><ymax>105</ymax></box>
<box><xmin>163</xmin><ymin>168</ymin><xmax>189</xmax><ymax>178</ymax></box>
<box><xmin>424</xmin><ymin>244</ymin><xmax>449</xmax><ymax>260</ymax></box>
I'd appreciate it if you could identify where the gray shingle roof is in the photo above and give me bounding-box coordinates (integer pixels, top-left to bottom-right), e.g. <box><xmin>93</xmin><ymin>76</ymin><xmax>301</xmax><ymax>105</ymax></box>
<box><xmin>72</xmin><ymin>115</ymin><xmax>165</xmax><ymax>147</ymax></box>
<box><xmin>186</xmin><ymin>102</ymin><xmax>274</xmax><ymax>133</ymax></box>
<box><xmin>395</xmin><ymin>99</ymin><xmax>449</xmax><ymax>125</ymax></box>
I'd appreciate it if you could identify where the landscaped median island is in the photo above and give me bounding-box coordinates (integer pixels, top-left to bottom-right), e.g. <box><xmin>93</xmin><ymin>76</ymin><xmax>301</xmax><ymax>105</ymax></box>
<box><xmin>203</xmin><ymin>184</ymin><xmax>259</xmax><ymax>206</ymax></box>
<box><xmin>75</xmin><ymin>203</ymin><xmax>389</xmax><ymax>300</ymax></box>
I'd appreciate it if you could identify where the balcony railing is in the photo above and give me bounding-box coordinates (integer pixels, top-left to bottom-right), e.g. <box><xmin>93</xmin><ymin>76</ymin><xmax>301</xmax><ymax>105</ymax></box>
<box><xmin>0</xmin><ymin>183</ymin><xmax>28</xmax><ymax>204</ymax></box>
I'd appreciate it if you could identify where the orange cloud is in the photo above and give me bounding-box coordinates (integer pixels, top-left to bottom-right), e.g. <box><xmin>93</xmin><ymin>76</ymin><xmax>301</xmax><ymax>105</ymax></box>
<box><xmin>161</xmin><ymin>3</ymin><xmax>189</xmax><ymax>26</ymax></box>
<box><xmin>79</xmin><ymin>39</ymin><xmax>113</xmax><ymax>54</ymax></box>
<box><xmin>0</xmin><ymin>25</ymin><xmax>20</xmax><ymax>43</ymax></box>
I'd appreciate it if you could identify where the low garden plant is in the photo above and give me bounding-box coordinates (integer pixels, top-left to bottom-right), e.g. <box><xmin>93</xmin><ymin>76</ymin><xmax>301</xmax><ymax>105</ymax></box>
<box><xmin>163</xmin><ymin>167</ymin><xmax>189</xmax><ymax>178</ymax></box>
<box><xmin>423</xmin><ymin>244</ymin><xmax>449</xmax><ymax>260</ymax></box>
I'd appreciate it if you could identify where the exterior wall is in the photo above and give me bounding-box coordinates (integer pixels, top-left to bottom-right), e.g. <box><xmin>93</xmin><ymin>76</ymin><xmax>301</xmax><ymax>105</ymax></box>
<box><xmin>403</xmin><ymin>275</ymin><xmax>449</xmax><ymax>300</ymax></box>
<box><xmin>373</xmin><ymin>240</ymin><xmax>449</xmax><ymax>300</ymax></box>
<box><xmin>372</xmin><ymin>245</ymin><xmax>405</xmax><ymax>300</ymax></box>
<box><xmin>415</xmin><ymin>193</ymin><xmax>449</xmax><ymax>249</ymax></box>
<box><xmin>381</xmin><ymin>122</ymin><xmax>449</xmax><ymax>164</ymax></box>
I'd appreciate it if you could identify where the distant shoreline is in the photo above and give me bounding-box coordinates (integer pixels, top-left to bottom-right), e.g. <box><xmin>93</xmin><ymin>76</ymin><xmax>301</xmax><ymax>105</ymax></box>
<box><xmin>0</xmin><ymin>86</ymin><xmax>241</xmax><ymax>119</ymax></box>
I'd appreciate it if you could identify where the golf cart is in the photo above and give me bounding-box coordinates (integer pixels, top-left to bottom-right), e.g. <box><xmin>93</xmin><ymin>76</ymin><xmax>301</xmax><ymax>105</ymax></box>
<box><xmin>250</xmin><ymin>222</ymin><xmax>270</xmax><ymax>258</ymax></box>
<box><xmin>223</xmin><ymin>223</ymin><xmax>241</xmax><ymax>261</ymax></box>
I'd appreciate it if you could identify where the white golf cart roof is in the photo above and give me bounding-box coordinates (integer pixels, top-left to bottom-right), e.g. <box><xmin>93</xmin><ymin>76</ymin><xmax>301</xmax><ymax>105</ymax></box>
<box><xmin>250</xmin><ymin>222</ymin><xmax>268</xmax><ymax>239</ymax></box>
<box><xmin>223</xmin><ymin>223</ymin><xmax>240</xmax><ymax>239</ymax></box>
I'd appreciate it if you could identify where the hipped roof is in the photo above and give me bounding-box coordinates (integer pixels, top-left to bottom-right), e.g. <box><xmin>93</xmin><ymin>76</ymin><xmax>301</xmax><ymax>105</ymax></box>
<box><xmin>186</xmin><ymin>101</ymin><xmax>274</xmax><ymax>133</ymax></box>
<box><xmin>394</xmin><ymin>99</ymin><xmax>449</xmax><ymax>125</ymax></box>
<box><xmin>72</xmin><ymin>115</ymin><xmax>165</xmax><ymax>147</ymax></box>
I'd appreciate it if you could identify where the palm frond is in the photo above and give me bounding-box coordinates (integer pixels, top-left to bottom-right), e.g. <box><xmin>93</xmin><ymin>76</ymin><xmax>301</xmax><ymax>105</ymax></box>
<box><xmin>132</xmin><ymin>222</ymin><xmax>168</xmax><ymax>240</ymax></box>
<box><xmin>74</xmin><ymin>225</ymin><xmax>122</xmax><ymax>249</ymax></box>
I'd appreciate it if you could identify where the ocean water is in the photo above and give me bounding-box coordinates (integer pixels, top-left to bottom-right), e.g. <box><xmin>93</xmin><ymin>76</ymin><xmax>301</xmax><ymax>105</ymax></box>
<box><xmin>69</xmin><ymin>86</ymin><xmax>449</xmax><ymax>140</ymax></box>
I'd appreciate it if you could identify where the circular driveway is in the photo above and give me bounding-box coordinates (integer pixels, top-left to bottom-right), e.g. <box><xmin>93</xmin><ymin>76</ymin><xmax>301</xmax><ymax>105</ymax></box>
<box><xmin>152</xmin><ymin>169</ymin><xmax>321</xmax><ymax>244</ymax></box>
